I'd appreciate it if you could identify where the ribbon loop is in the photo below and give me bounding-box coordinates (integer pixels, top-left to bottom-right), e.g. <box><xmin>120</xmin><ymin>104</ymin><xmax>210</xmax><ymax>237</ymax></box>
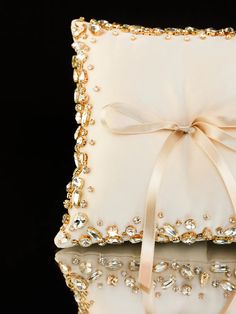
<box><xmin>101</xmin><ymin>102</ymin><xmax>236</xmax><ymax>293</ymax></box>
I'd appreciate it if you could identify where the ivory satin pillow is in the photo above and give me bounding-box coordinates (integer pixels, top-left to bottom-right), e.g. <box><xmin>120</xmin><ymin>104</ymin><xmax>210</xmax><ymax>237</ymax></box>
<box><xmin>55</xmin><ymin>18</ymin><xmax>236</xmax><ymax>285</ymax></box>
<box><xmin>55</xmin><ymin>243</ymin><xmax>236</xmax><ymax>314</ymax></box>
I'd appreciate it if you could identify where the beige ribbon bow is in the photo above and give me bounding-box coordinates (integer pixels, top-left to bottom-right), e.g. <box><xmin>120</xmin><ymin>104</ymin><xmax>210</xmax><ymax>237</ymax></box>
<box><xmin>100</xmin><ymin>102</ymin><xmax>236</xmax><ymax>294</ymax></box>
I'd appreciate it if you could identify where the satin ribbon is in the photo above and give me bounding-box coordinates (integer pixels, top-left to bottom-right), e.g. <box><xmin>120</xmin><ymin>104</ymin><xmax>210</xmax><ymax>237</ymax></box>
<box><xmin>100</xmin><ymin>102</ymin><xmax>236</xmax><ymax>293</ymax></box>
<box><xmin>220</xmin><ymin>290</ymin><xmax>236</xmax><ymax>314</ymax></box>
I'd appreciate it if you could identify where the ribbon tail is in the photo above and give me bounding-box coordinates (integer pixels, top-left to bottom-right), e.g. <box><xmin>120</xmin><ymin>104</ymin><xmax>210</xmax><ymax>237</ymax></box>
<box><xmin>193</xmin><ymin>128</ymin><xmax>236</xmax><ymax>216</ymax></box>
<box><xmin>219</xmin><ymin>290</ymin><xmax>236</xmax><ymax>314</ymax></box>
<box><xmin>138</xmin><ymin>131</ymin><xmax>183</xmax><ymax>293</ymax></box>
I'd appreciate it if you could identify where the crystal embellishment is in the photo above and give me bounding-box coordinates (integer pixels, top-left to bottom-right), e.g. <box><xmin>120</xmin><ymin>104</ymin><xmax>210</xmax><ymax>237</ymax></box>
<box><xmin>180</xmin><ymin>265</ymin><xmax>194</xmax><ymax>279</ymax></box>
<box><xmin>128</xmin><ymin>259</ymin><xmax>140</xmax><ymax>271</ymax></box>
<box><xmin>161</xmin><ymin>275</ymin><xmax>176</xmax><ymax>289</ymax></box>
<box><xmin>211</xmin><ymin>262</ymin><xmax>229</xmax><ymax>273</ymax></box>
<box><xmin>153</xmin><ymin>261</ymin><xmax>169</xmax><ymax>273</ymax></box>
<box><xmin>73</xmin><ymin>213</ymin><xmax>88</xmax><ymax>229</ymax></box>
<box><xmin>163</xmin><ymin>224</ymin><xmax>178</xmax><ymax>237</ymax></box>
<box><xmin>220</xmin><ymin>280</ymin><xmax>236</xmax><ymax>292</ymax></box>
<box><xmin>184</xmin><ymin>219</ymin><xmax>196</xmax><ymax>230</ymax></box>
<box><xmin>104</xmin><ymin>258</ymin><xmax>123</xmax><ymax>270</ymax></box>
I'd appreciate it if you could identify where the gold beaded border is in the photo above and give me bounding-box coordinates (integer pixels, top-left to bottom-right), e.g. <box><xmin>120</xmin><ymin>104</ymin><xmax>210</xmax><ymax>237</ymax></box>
<box><xmin>81</xmin><ymin>16</ymin><xmax>236</xmax><ymax>40</ymax></box>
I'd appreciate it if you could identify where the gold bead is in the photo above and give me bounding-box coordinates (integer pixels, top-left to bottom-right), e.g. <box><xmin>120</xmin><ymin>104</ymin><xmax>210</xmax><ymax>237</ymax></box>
<box><xmin>90</xmin><ymin>118</ymin><xmax>95</xmax><ymax>125</ymax></box>
<box><xmin>157</xmin><ymin>211</ymin><xmax>164</xmax><ymax>218</ymax></box>
<box><xmin>203</xmin><ymin>213</ymin><xmax>210</xmax><ymax>220</ymax></box>
<box><xmin>130</xmin><ymin>35</ymin><xmax>136</xmax><ymax>41</ymax></box>
<box><xmin>165</xmin><ymin>34</ymin><xmax>171</xmax><ymax>40</ymax></box>
<box><xmin>229</xmin><ymin>216</ymin><xmax>236</xmax><ymax>224</ymax></box>
<box><xmin>93</xmin><ymin>85</ymin><xmax>100</xmax><ymax>92</ymax></box>
<box><xmin>198</xmin><ymin>293</ymin><xmax>205</xmax><ymax>299</ymax></box>
<box><xmin>87</xmin><ymin>64</ymin><xmax>94</xmax><ymax>70</ymax></box>
<box><xmin>89</xmin><ymin>139</ymin><xmax>96</xmax><ymax>145</ymax></box>
<box><xmin>184</xmin><ymin>36</ymin><xmax>190</xmax><ymax>41</ymax></box>
<box><xmin>112</xmin><ymin>30</ymin><xmax>119</xmax><ymax>36</ymax></box>
<box><xmin>176</xmin><ymin>219</ymin><xmax>183</xmax><ymax>226</ymax></box>
<box><xmin>200</xmin><ymin>33</ymin><xmax>207</xmax><ymax>40</ymax></box>
<box><xmin>87</xmin><ymin>185</ymin><xmax>94</xmax><ymax>192</ymax></box>
<box><xmin>97</xmin><ymin>219</ymin><xmax>103</xmax><ymax>226</ymax></box>
<box><xmin>155</xmin><ymin>292</ymin><xmax>161</xmax><ymax>298</ymax></box>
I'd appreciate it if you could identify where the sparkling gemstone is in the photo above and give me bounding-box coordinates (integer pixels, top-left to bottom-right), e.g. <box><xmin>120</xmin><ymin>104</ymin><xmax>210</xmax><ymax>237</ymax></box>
<box><xmin>157</xmin><ymin>211</ymin><xmax>164</xmax><ymax>218</ymax></box>
<box><xmin>202</xmin><ymin>227</ymin><xmax>213</xmax><ymax>240</ymax></box>
<box><xmin>194</xmin><ymin>267</ymin><xmax>202</xmax><ymax>275</ymax></box>
<box><xmin>107</xmin><ymin>225</ymin><xmax>119</xmax><ymax>237</ymax></box>
<box><xmin>87</xmin><ymin>64</ymin><xmax>94</xmax><ymax>70</ymax></box>
<box><xmin>71</xmin><ymin>275</ymin><xmax>88</xmax><ymax>291</ymax></box>
<box><xmin>89</xmin><ymin>23</ymin><xmax>103</xmax><ymax>35</ymax></box>
<box><xmin>129</xmin><ymin>234</ymin><xmax>142</xmax><ymax>243</ymax></box>
<box><xmin>163</xmin><ymin>224</ymin><xmax>178</xmax><ymax>237</ymax></box>
<box><xmin>229</xmin><ymin>216</ymin><xmax>236</xmax><ymax>224</ymax></box>
<box><xmin>107</xmin><ymin>275</ymin><xmax>119</xmax><ymax>286</ymax></box>
<box><xmin>176</xmin><ymin>219</ymin><xmax>183</xmax><ymax>226</ymax></box>
<box><xmin>216</xmin><ymin>227</ymin><xmax>224</xmax><ymax>235</ymax></box>
<box><xmin>128</xmin><ymin>259</ymin><xmax>140</xmax><ymax>271</ymax></box>
<box><xmin>71</xmin><ymin>189</ymin><xmax>82</xmax><ymax>207</ymax></box>
<box><xmin>171</xmin><ymin>262</ymin><xmax>180</xmax><ymax>270</ymax></box>
<box><xmin>82</xmin><ymin>110</ymin><xmax>91</xmax><ymax>127</ymax></box>
<box><xmin>213</xmin><ymin>236</ymin><xmax>234</xmax><ymax>244</ymax></box>
<box><xmin>180</xmin><ymin>265</ymin><xmax>194</xmax><ymax>279</ymax></box>
<box><xmin>88</xmin><ymin>270</ymin><xmax>103</xmax><ymax>281</ymax></box>
<box><xmin>125</xmin><ymin>225</ymin><xmax>137</xmax><ymax>236</ymax></box>
<box><xmin>79</xmin><ymin>235</ymin><xmax>92</xmax><ymax>247</ymax></box>
<box><xmin>87</xmin><ymin>227</ymin><xmax>103</xmax><ymax>243</ymax></box>
<box><xmin>79</xmin><ymin>262</ymin><xmax>92</xmax><ymax>274</ymax></box>
<box><xmin>72</xmin><ymin>256</ymin><xmax>80</xmax><ymax>265</ymax></box>
<box><xmin>220</xmin><ymin>280</ymin><xmax>236</xmax><ymax>292</ymax></box>
<box><xmin>184</xmin><ymin>219</ymin><xmax>196</xmax><ymax>230</ymax></box>
<box><xmin>82</xmin><ymin>166</ymin><xmax>90</xmax><ymax>174</ymax></box>
<box><xmin>72</xmin><ymin>21</ymin><xmax>87</xmax><ymax>38</ymax></box>
<box><xmin>87</xmin><ymin>185</ymin><xmax>94</xmax><ymax>192</ymax></box>
<box><xmin>73</xmin><ymin>213</ymin><xmax>88</xmax><ymax>229</ymax></box>
<box><xmin>210</xmin><ymin>262</ymin><xmax>229</xmax><ymax>273</ymax></box>
<box><xmin>80</xmin><ymin>200</ymin><xmax>88</xmax><ymax>208</ymax></box>
<box><xmin>153</xmin><ymin>261</ymin><xmax>169</xmax><ymax>273</ymax></box>
<box><xmin>72</xmin><ymin>55</ymin><xmax>81</xmax><ymax>68</ymax></box>
<box><xmin>78</xmin><ymin>70</ymin><xmax>88</xmax><ymax>83</ymax></box>
<box><xmin>103</xmin><ymin>258</ymin><xmax>123</xmax><ymax>270</ymax></box>
<box><xmin>71</xmin><ymin>41</ymin><xmax>89</xmax><ymax>53</ymax></box>
<box><xmin>133</xmin><ymin>216</ymin><xmax>141</xmax><ymax>224</ymax></box>
<box><xmin>200</xmin><ymin>272</ymin><xmax>210</xmax><ymax>287</ymax></box>
<box><xmin>72</xmin><ymin>177</ymin><xmax>84</xmax><ymax>189</ymax></box>
<box><xmin>224</xmin><ymin>227</ymin><xmax>236</xmax><ymax>237</ymax></box>
<box><xmin>181</xmin><ymin>231</ymin><xmax>197</xmax><ymax>244</ymax></box>
<box><xmin>181</xmin><ymin>284</ymin><xmax>192</xmax><ymax>296</ymax></box>
<box><xmin>125</xmin><ymin>276</ymin><xmax>135</xmax><ymax>287</ymax></box>
<box><xmin>161</xmin><ymin>275</ymin><xmax>176</xmax><ymax>289</ymax></box>
<box><xmin>62</xmin><ymin>213</ymin><xmax>70</xmax><ymax>224</ymax></box>
<box><xmin>212</xmin><ymin>280</ymin><xmax>220</xmax><ymax>287</ymax></box>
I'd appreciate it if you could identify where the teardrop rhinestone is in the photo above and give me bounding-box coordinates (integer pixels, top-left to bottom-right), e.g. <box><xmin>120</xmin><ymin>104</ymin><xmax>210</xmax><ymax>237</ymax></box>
<box><xmin>128</xmin><ymin>259</ymin><xmax>140</xmax><ymax>271</ymax></box>
<box><xmin>184</xmin><ymin>219</ymin><xmax>196</xmax><ymax>230</ymax></box>
<box><xmin>224</xmin><ymin>227</ymin><xmax>236</xmax><ymax>237</ymax></box>
<box><xmin>79</xmin><ymin>235</ymin><xmax>92</xmax><ymax>247</ymax></box>
<box><xmin>104</xmin><ymin>258</ymin><xmax>123</xmax><ymax>270</ymax></box>
<box><xmin>75</xmin><ymin>111</ymin><xmax>82</xmax><ymax>124</ymax></box>
<box><xmin>180</xmin><ymin>265</ymin><xmax>194</xmax><ymax>279</ymax></box>
<box><xmin>87</xmin><ymin>226</ymin><xmax>103</xmax><ymax>243</ymax></box>
<box><xmin>125</xmin><ymin>225</ymin><xmax>137</xmax><ymax>236</ymax></box>
<box><xmin>220</xmin><ymin>280</ymin><xmax>236</xmax><ymax>292</ymax></box>
<box><xmin>181</xmin><ymin>231</ymin><xmax>197</xmax><ymax>244</ymax></box>
<box><xmin>161</xmin><ymin>275</ymin><xmax>176</xmax><ymax>289</ymax></box>
<box><xmin>71</xmin><ymin>275</ymin><xmax>88</xmax><ymax>291</ymax></box>
<box><xmin>153</xmin><ymin>261</ymin><xmax>169</xmax><ymax>273</ymax></box>
<box><xmin>200</xmin><ymin>272</ymin><xmax>210</xmax><ymax>287</ymax></box>
<box><xmin>73</xmin><ymin>213</ymin><xmax>88</xmax><ymax>229</ymax></box>
<box><xmin>79</xmin><ymin>69</ymin><xmax>88</xmax><ymax>83</ymax></box>
<box><xmin>210</xmin><ymin>262</ymin><xmax>229</xmax><ymax>273</ymax></box>
<box><xmin>163</xmin><ymin>224</ymin><xmax>178</xmax><ymax>237</ymax></box>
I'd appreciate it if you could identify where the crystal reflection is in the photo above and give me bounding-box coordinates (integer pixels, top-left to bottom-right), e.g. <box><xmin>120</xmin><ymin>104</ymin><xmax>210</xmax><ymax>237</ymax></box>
<box><xmin>55</xmin><ymin>243</ymin><xmax>236</xmax><ymax>314</ymax></box>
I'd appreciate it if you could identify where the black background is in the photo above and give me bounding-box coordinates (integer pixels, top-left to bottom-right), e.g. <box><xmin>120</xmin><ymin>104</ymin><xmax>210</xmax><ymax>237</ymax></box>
<box><xmin>1</xmin><ymin>1</ymin><xmax>236</xmax><ymax>313</ymax></box>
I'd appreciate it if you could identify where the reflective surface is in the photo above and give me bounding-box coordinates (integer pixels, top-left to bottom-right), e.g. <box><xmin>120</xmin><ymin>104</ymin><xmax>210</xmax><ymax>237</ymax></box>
<box><xmin>55</xmin><ymin>243</ymin><xmax>236</xmax><ymax>314</ymax></box>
